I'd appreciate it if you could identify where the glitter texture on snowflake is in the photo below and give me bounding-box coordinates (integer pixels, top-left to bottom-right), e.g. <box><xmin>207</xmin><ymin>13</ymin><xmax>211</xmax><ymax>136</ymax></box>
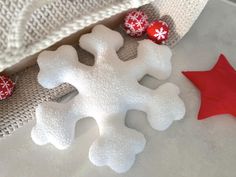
<box><xmin>31</xmin><ymin>25</ymin><xmax>185</xmax><ymax>173</ymax></box>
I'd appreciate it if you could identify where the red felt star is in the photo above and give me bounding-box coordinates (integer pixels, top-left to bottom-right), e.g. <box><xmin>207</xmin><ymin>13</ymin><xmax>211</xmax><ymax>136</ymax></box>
<box><xmin>182</xmin><ymin>54</ymin><xmax>236</xmax><ymax>120</ymax></box>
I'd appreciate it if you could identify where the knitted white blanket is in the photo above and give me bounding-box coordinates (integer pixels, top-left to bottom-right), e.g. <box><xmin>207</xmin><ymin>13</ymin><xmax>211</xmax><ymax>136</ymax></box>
<box><xmin>0</xmin><ymin>0</ymin><xmax>207</xmax><ymax>72</ymax></box>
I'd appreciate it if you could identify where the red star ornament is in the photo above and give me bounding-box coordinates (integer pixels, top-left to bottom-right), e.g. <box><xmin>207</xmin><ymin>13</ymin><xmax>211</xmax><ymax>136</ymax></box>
<box><xmin>182</xmin><ymin>54</ymin><xmax>236</xmax><ymax>120</ymax></box>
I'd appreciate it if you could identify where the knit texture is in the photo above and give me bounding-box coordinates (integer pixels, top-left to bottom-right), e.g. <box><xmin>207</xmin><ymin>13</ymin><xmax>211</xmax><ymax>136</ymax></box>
<box><xmin>0</xmin><ymin>0</ymin><xmax>208</xmax><ymax>137</ymax></box>
<box><xmin>0</xmin><ymin>0</ymin><xmax>151</xmax><ymax>72</ymax></box>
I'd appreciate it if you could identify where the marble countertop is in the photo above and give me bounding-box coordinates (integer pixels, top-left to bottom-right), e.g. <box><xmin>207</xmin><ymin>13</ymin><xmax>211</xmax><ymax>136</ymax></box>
<box><xmin>1</xmin><ymin>0</ymin><xmax>236</xmax><ymax>177</ymax></box>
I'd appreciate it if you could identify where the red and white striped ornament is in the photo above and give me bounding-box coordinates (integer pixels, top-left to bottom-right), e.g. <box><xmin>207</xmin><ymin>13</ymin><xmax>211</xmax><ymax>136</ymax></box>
<box><xmin>146</xmin><ymin>20</ymin><xmax>169</xmax><ymax>44</ymax></box>
<box><xmin>124</xmin><ymin>10</ymin><xmax>149</xmax><ymax>37</ymax></box>
<box><xmin>0</xmin><ymin>75</ymin><xmax>15</xmax><ymax>100</ymax></box>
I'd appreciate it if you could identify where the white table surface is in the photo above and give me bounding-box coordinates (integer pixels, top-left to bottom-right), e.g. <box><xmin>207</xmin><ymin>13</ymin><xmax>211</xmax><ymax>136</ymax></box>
<box><xmin>1</xmin><ymin>0</ymin><xmax>236</xmax><ymax>177</ymax></box>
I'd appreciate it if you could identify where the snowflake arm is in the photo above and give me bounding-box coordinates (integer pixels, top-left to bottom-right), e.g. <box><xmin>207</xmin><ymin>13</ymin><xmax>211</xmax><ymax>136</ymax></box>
<box><xmin>89</xmin><ymin>112</ymin><xmax>146</xmax><ymax>173</ymax></box>
<box><xmin>79</xmin><ymin>25</ymin><xmax>124</xmax><ymax>64</ymax></box>
<box><xmin>31</xmin><ymin>95</ymin><xmax>88</xmax><ymax>149</ymax></box>
<box><xmin>124</xmin><ymin>39</ymin><xmax>172</xmax><ymax>81</ymax></box>
<box><xmin>37</xmin><ymin>45</ymin><xmax>91</xmax><ymax>90</ymax></box>
<box><xmin>127</xmin><ymin>83</ymin><xmax>185</xmax><ymax>131</ymax></box>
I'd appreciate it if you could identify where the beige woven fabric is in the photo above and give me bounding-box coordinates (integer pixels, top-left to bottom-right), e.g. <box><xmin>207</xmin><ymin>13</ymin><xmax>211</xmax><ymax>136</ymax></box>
<box><xmin>0</xmin><ymin>0</ymin><xmax>208</xmax><ymax>137</ymax></box>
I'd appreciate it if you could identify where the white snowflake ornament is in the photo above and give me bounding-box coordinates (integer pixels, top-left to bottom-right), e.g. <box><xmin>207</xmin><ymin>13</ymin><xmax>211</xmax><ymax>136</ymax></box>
<box><xmin>31</xmin><ymin>25</ymin><xmax>185</xmax><ymax>173</ymax></box>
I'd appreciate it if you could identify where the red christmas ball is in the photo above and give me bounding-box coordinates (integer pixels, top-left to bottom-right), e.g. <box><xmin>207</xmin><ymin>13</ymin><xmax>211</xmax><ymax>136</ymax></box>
<box><xmin>0</xmin><ymin>75</ymin><xmax>15</xmax><ymax>100</ymax></box>
<box><xmin>146</xmin><ymin>20</ymin><xmax>169</xmax><ymax>44</ymax></box>
<box><xmin>124</xmin><ymin>10</ymin><xmax>149</xmax><ymax>37</ymax></box>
